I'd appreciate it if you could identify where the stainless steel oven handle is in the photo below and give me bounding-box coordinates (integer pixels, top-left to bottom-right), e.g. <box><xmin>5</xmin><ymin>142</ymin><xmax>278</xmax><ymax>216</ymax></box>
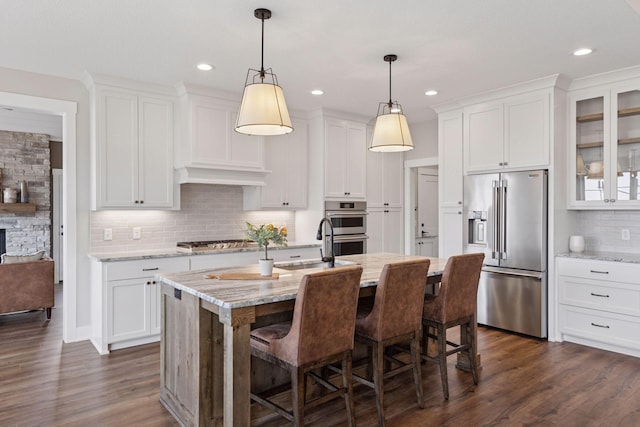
<box><xmin>326</xmin><ymin>212</ymin><xmax>369</xmax><ymax>217</ymax></box>
<box><xmin>333</xmin><ymin>234</ymin><xmax>369</xmax><ymax>242</ymax></box>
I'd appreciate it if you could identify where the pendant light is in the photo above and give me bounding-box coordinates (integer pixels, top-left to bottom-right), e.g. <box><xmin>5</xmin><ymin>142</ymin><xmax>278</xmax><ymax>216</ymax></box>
<box><xmin>235</xmin><ymin>8</ymin><xmax>293</xmax><ymax>136</ymax></box>
<box><xmin>369</xmin><ymin>54</ymin><xmax>414</xmax><ymax>152</ymax></box>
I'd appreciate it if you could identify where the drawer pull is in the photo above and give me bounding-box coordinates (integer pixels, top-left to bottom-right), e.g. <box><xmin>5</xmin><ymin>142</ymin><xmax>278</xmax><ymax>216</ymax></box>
<box><xmin>290</xmin><ymin>255</ymin><xmax>301</xmax><ymax>259</ymax></box>
<box><xmin>589</xmin><ymin>270</ymin><xmax>609</xmax><ymax>275</ymax></box>
<box><xmin>591</xmin><ymin>322</ymin><xmax>610</xmax><ymax>329</ymax></box>
<box><xmin>590</xmin><ymin>292</ymin><xmax>610</xmax><ymax>298</ymax></box>
<box><xmin>142</xmin><ymin>267</ymin><xmax>159</xmax><ymax>271</ymax></box>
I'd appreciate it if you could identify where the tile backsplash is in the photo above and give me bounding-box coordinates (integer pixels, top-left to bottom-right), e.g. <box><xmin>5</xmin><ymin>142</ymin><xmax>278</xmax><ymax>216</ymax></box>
<box><xmin>576</xmin><ymin>210</ymin><xmax>640</xmax><ymax>253</ymax></box>
<box><xmin>90</xmin><ymin>184</ymin><xmax>296</xmax><ymax>253</ymax></box>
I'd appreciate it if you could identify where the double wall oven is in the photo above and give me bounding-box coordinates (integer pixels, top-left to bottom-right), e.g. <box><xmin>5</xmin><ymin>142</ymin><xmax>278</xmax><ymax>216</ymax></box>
<box><xmin>324</xmin><ymin>201</ymin><xmax>368</xmax><ymax>255</ymax></box>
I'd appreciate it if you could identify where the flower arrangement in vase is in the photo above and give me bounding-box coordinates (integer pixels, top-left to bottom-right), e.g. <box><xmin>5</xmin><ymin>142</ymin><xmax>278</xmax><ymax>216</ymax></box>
<box><xmin>244</xmin><ymin>222</ymin><xmax>288</xmax><ymax>276</ymax></box>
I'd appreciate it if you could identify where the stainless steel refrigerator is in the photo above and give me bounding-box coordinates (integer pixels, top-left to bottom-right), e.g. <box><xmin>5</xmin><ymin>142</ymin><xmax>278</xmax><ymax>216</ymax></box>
<box><xmin>463</xmin><ymin>169</ymin><xmax>547</xmax><ymax>338</ymax></box>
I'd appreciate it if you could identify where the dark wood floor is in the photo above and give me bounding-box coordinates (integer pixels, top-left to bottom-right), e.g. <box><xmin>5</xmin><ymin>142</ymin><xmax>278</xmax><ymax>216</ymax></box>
<box><xmin>1</xmin><ymin>285</ymin><xmax>639</xmax><ymax>426</ymax></box>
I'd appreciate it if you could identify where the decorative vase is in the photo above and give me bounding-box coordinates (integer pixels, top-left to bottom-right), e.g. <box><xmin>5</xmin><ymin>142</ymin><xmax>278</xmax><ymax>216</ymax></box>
<box><xmin>3</xmin><ymin>188</ymin><xmax>17</xmax><ymax>204</ymax></box>
<box><xmin>259</xmin><ymin>259</ymin><xmax>274</xmax><ymax>276</ymax></box>
<box><xmin>19</xmin><ymin>180</ymin><xmax>28</xmax><ymax>203</ymax></box>
<box><xmin>569</xmin><ymin>235</ymin><xmax>585</xmax><ymax>253</ymax></box>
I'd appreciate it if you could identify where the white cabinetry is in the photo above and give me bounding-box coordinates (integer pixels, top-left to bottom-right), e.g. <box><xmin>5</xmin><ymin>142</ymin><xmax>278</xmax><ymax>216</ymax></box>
<box><xmin>464</xmin><ymin>91</ymin><xmax>550</xmax><ymax>173</ymax></box>
<box><xmin>557</xmin><ymin>257</ymin><xmax>640</xmax><ymax>357</ymax></box>
<box><xmin>569</xmin><ymin>78</ymin><xmax>640</xmax><ymax>209</ymax></box>
<box><xmin>324</xmin><ymin>119</ymin><xmax>367</xmax><ymax>199</ymax></box>
<box><xmin>438</xmin><ymin>110</ymin><xmax>464</xmax><ymax>258</ymax></box>
<box><xmin>367</xmin><ymin>150</ymin><xmax>403</xmax><ymax>207</ymax></box>
<box><xmin>90</xmin><ymin>83</ymin><xmax>176</xmax><ymax>209</ymax></box>
<box><xmin>367</xmin><ymin>208</ymin><xmax>403</xmax><ymax>254</ymax></box>
<box><xmin>175</xmin><ymin>85</ymin><xmax>268</xmax><ymax>186</ymax></box>
<box><xmin>244</xmin><ymin>119</ymin><xmax>308</xmax><ymax>210</ymax></box>
<box><xmin>91</xmin><ymin>257</ymin><xmax>190</xmax><ymax>354</ymax></box>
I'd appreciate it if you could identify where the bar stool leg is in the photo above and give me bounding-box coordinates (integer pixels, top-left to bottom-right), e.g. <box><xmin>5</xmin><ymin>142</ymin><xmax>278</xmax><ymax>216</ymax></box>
<box><xmin>437</xmin><ymin>323</ymin><xmax>449</xmax><ymax>400</ymax></box>
<box><xmin>372</xmin><ymin>342</ymin><xmax>386</xmax><ymax>426</ymax></box>
<box><xmin>342</xmin><ymin>353</ymin><xmax>356</xmax><ymax>427</ymax></box>
<box><xmin>292</xmin><ymin>367</ymin><xmax>305</xmax><ymax>426</ymax></box>
<box><xmin>410</xmin><ymin>333</ymin><xmax>424</xmax><ymax>409</ymax></box>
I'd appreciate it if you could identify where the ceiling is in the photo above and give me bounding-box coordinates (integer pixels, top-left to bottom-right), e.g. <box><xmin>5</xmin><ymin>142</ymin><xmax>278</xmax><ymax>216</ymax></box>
<box><xmin>2</xmin><ymin>0</ymin><xmax>640</xmax><ymax>130</ymax></box>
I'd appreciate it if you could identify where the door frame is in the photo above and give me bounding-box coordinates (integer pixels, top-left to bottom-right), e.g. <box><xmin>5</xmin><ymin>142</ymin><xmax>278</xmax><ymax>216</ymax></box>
<box><xmin>0</xmin><ymin>91</ymin><xmax>78</xmax><ymax>342</ymax></box>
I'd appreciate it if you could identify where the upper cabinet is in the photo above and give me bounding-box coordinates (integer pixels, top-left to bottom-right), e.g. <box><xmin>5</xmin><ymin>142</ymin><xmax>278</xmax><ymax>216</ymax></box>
<box><xmin>86</xmin><ymin>76</ymin><xmax>177</xmax><ymax>210</ymax></box>
<box><xmin>324</xmin><ymin>118</ymin><xmax>367</xmax><ymax>200</ymax></box>
<box><xmin>175</xmin><ymin>84</ymin><xmax>268</xmax><ymax>186</ymax></box>
<box><xmin>244</xmin><ymin>118</ymin><xmax>308</xmax><ymax>210</ymax></box>
<box><xmin>569</xmin><ymin>78</ymin><xmax>640</xmax><ymax>209</ymax></box>
<box><xmin>367</xmin><ymin>149</ymin><xmax>403</xmax><ymax>208</ymax></box>
<box><xmin>464</xmin><ymin>91</ymin><xmax>550</xmax><ymax>173</ymax></box>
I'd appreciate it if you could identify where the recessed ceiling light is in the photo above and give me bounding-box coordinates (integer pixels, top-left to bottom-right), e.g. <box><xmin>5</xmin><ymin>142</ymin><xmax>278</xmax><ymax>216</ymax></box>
<box><xmin>573</xmin><ymin>48</ymin><xmax>593</xmax><ymax>56</ymax></box>
<box><xmin>425</xmin><ymin>90</ymin><xmax>438</xmax><ymax>96</ymax></box>
<box><xmin>311</xmin><ymin>89</ymin><xmax>324</xmax><ymax>96</ymax></box>
<box><xmin>197</xmin><ymin>63</ymin><xmax>214</xmax><ymax>71</ymax></box>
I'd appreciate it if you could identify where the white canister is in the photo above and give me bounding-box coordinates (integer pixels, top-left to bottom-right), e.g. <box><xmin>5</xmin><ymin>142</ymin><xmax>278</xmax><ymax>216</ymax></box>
<box><xmin>569</xmin><ymin>235</ymin><xmax>585</xmax><ymax>253</ymax></box>
<box><xmin>3</xmin><ymin>187</ymin><xmax>17</xmax><ymax>203</ymax></box>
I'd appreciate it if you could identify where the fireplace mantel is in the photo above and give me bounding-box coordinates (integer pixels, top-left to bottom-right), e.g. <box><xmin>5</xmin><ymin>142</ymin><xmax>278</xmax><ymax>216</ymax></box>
<box><xmin>0</xmin><ymin>203</ymin><xmax>36</xmax><ymax>214</ymax></box>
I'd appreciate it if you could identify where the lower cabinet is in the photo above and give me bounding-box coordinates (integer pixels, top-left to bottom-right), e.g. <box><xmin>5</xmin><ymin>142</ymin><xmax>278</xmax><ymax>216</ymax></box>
<box><xmin>439</xmin><ymin>207</ymin><xmax>463</xmax><ymax>258</ymax></box>
<box><xmin>91</xmin><ymin>257</ymin><xmax>190</xmax><ymax>354</ymax></box>
<box><xmin>91</xmin><ymin>246</ymin><xmax>321</xmax><ymax>354</ymax></box>
<box><xmin>367</xmin><ymin>208</ymin><xmax>403</xmax><ymax>254</ymax></box>
<box><xmin>557</xmin><ymin>257</ymin><xmax>640</xmax><ymax>357</ymax></box>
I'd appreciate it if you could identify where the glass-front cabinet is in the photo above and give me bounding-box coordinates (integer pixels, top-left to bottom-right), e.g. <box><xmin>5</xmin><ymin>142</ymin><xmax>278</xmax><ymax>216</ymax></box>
<box><xmin>570</xmin><ymin>81</ymin><xmax>640</xmax><ymax>209</ymax></box>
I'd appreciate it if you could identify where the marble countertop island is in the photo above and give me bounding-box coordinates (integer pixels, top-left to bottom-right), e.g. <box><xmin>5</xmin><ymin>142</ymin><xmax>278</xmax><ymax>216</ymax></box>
<box><xmin>156</xmin><ymin>252</ymin><xmax>448</xmax><ymax>427</ymax></box>
<box><xmin>156</xmin><ymin>252</ymin><xmax>447</xmax><ymax>310</ymax></box>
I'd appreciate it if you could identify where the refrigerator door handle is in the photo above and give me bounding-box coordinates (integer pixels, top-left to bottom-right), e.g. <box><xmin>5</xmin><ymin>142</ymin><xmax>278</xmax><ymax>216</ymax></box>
<box><xmin>491</xmin><ymin>180</ymin><xmax>500</xmax><ymax>259</ymax></box>
<box><xmin>500</xmin><ymin>179</ymin><xmax>507</xmax><ymax>260</ymax></box>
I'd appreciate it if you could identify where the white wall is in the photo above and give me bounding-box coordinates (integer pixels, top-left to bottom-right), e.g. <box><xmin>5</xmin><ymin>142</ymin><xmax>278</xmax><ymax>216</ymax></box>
<box><xmin>405</xmin><ymin>119</ymin><xmax>438</xmax><ymax>161</ymax></box>
<box><xmin>0</xmin><ymin>66</ymin><xmax>91</xmax><ymax>336</ymax></box>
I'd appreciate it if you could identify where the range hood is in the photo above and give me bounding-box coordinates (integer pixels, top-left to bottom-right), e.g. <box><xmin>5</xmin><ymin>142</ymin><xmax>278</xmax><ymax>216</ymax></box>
<box><xmin>175</xmin><ymin>165</ymin><xmax>270</xmax><ymax>187</ymax></box>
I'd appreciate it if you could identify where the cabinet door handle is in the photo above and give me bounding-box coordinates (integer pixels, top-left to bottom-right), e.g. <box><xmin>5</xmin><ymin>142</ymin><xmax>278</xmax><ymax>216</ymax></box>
<box><xmin>140</xmin><ymin>200</ymin><xmax>144</xmax><ymax>204</ymax></box>
<box><xmin>143</xmin><ymin>267</ymin><xmax>159</xmax><ymax>271</ymax></box>
<box><xmin>498</xmin><ymin>162</ymin><xmax>503</xmax><ymax>166</ymax></box>
<box><xmin>146</xmin><ymin>281</ymin><xmax>151</xmax><ymax>285</ymax></box>
<box><xmin>591</xmin><ymin>322</ymin><xmax>610</xmax><ymax>329</ymax></box>
<box><xmin>610</xmin><ymin>199</ymin><xmax>616</xmax><ymax>203</ymax></box>
<box><xmin>458</xmin><ymin>201</ymin><xmax>462</xmax><ymax>205</ymax></box>
<box><xmin>589</xmin><ymin>270</ymin><xmax>609</xmax><ymax>275</ymax></box>
<box><xmin>590</xmin><ymin>292</ymin><xmax>610</xmax><ymax>298</ymax></box>
<box><xmin>503</xmin><ymin>162</ymin><xmax>508</xmax><ymax>166</ymax></box>
<box><xmin>135</xmin><ymin>200</ymin><xmax>139</xmax><ymax>204</ymax></box>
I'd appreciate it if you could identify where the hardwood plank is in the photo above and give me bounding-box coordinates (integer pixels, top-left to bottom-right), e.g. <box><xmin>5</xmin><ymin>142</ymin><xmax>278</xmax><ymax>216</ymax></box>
<box><xmin>1</xmin><ymin>285</ymin><xmax>639</xmax><ymax>426</ymax></box>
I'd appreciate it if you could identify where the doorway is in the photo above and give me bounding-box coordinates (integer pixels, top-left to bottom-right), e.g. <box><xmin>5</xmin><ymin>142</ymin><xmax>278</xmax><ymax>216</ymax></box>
<box><xmin>403</xmin><ymin>157</ymin><xmax>439</xmax><ymax>255</ymax></box>
<box><xmin>0</xmin><ymin>91</ymin><xmax>78</xmax><ymax>343</ymax></box>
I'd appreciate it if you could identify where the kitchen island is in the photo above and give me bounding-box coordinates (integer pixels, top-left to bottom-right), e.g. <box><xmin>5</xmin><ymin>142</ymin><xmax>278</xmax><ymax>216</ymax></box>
<box><xmin>156</xmin><ymin>253</ymin><xmax>448</xmax><ymax>427</ymax></box>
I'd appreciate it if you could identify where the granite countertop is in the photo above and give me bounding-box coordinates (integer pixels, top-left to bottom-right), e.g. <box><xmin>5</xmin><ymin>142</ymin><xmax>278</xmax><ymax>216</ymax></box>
<box><xmin>556</xmin><ymin>251</ymin><xmax>640</xmax><ymax>264</ymax></box>
<box><xmin>89</xmin><ymin>241</ymin><xmax>321</xmax><ymax>262</ymax></box>
<box><xmin>156</xmin><ymin>253</ymin><xmax>447</xmax><ymax>310</ymax></box>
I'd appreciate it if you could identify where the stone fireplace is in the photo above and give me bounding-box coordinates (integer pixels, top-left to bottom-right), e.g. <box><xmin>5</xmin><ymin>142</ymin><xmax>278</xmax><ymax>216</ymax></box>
<box><xmin>0</xmin><ymin>131</ymin><xmax>51</xmax><ymax>256</ymax></box>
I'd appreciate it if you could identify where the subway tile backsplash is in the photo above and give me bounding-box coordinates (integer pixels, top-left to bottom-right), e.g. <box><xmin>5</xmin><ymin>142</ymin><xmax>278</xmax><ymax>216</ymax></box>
<box><xmin>90</xmin><ymin>184</ymin><xmax>296</xmax><ymax>253</ymax></box>
<box><xmin>576</xmin><ymin>210</ymin><xmax>640</xmax><ymax>253</ymax></box>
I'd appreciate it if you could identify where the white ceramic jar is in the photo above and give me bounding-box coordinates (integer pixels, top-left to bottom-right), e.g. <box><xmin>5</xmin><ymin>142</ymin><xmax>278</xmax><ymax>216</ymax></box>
<box><xmin>569</xmin><ymin>235</ymin><xmax>585</xmax><ymax>253</ymax></box>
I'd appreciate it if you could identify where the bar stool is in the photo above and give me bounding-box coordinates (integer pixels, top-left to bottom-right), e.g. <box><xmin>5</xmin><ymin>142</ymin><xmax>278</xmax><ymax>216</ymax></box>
<box><xmin>352</xmin><ymin>259</ymin><xmax>431</xmax><ymax>426</ymax></box>
<box><xmin>422</xmin><ymin>253</ymin><xmax>484</xmax><ymax>400</ymax></box>
<box><xmin>249</xmin><ymin>266</ymin><xmax>363</xmax><ymax>427</ymax></box>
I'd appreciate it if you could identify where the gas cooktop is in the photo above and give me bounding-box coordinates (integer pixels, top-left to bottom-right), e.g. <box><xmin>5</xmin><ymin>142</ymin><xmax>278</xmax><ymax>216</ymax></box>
<box><xmin>176</xmin><ymin>239</ymin><xmax>258</xmax><ymax>253</ymax></box>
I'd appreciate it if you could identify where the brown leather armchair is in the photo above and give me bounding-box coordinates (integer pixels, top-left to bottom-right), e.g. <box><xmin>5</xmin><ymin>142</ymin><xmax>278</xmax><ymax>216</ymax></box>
<box><xmin>0</xmin><ymin>259</ymin><xmax>54</xmax><ymax>319</ymax></box>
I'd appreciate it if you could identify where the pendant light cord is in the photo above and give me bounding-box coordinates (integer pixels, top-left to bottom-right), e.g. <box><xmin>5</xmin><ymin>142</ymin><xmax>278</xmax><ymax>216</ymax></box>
<box><xmin>260</xmin><ymin>15</ymin><xmax>265</xmax><ymax>80</ymax></box>
<box><xmin>388</xmin><ymin>59</ymin><xmax>393</xmax><ymax>108</ymax></box>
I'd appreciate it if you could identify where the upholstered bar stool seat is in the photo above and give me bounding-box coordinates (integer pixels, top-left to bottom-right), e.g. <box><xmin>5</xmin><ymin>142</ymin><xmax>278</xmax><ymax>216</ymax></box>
<box><xmin>250</xmin><ymin>266</ymin><xmax>363</xmax><ymax>427</ymax></box>
<box><xmin>422</xmin><ymin>253</ymin><xmax>484</xmax><ymax>400</ymax></box>
<box><xmin>352</xmin><ymin>259</ymin><xmax>431</xmax><ymax>426</ymax></box>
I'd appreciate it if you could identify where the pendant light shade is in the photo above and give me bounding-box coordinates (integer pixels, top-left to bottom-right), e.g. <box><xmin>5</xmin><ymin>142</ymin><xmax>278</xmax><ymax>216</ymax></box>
<box><xmin>235</xmin><ymin>8</ymin><xmax>293</xmax><ymax>136</ymax></box>
<box><xmin>369</xmin><ymin>54</ymin><xmax>414</xmax><ymax>152</ymax></box>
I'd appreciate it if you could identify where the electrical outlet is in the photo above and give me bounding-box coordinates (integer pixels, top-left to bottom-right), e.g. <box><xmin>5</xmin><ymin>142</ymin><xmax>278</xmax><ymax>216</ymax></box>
<box><xmin>103</xmin><ymin>228</ymin><xmax>113</xmax><ymax>241</ymax></box>
<box><xmin>133</xmin><ymin>227</ymin><xmax>141</xmax><ymax>240</ymax></box>
<box><xmin>621</xmin><ymin>229</ymin><xmax>630</xmax><ymax>241</ymax></box>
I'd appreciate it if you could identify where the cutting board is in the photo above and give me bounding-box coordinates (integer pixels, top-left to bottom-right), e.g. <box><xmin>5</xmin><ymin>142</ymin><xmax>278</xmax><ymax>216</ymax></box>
<box><xmin>206</xmin><ymin>273</ymin><xmax>280</xmax><ymax>280</ymax></box>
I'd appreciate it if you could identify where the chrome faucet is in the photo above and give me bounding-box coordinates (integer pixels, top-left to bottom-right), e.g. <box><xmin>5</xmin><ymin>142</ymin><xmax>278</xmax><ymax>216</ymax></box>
<box><xmin>316</xmin><ymin>217</ymin><xmax>335</xmax><ymax>268</ymax></box>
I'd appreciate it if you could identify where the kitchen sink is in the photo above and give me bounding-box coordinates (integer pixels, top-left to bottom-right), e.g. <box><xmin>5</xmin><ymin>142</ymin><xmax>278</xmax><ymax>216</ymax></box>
<box><xmin>275</xmin><ymin>259</ymin><xmax>359</xmax><ymax>271</ymax></box>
